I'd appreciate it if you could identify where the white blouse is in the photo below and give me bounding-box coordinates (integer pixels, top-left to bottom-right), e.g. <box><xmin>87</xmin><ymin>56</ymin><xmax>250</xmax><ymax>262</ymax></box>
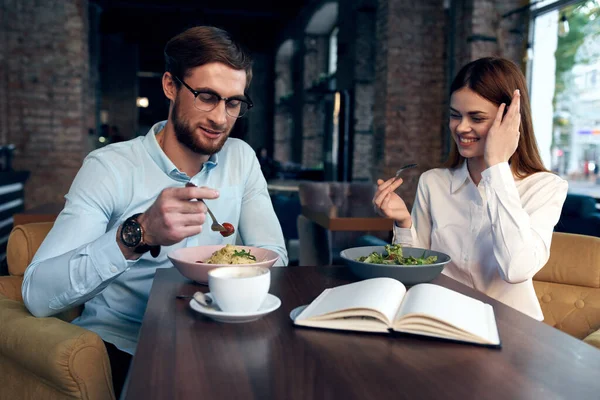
<box><xmin>393</xmin><ymin>161</ymin><xmax>568</xmax><ymax>320</ymax></box>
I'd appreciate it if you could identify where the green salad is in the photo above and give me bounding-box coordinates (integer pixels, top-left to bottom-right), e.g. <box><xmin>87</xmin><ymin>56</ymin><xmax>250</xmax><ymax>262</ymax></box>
<box><xmin>356</xmin><ymin>244</ymin><xmax>438</xmax><ymax>266</ymax></box>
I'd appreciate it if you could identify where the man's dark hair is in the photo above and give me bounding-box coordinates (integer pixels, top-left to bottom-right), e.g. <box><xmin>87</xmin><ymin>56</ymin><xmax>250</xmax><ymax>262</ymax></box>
<box><xmin>164</xmin><ymin>26</ymin><xmax>253</xmax><ymax>89</ymax></box>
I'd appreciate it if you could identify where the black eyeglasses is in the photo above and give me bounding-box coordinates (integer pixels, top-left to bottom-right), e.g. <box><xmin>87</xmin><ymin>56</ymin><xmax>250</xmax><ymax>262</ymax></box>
<box><xmin>173</xmin><ymin>75</ymin><xmax>253</xmax><ymax>118</ymax></box>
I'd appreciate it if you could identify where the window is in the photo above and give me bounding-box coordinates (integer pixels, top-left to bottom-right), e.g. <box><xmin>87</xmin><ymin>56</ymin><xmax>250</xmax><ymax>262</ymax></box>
<box><xmin>529</xmin><ymin>0</ymin><xmax>600</xmax><ymax>192</ymax></box>
<box><xmin>328</xmin><ymin>27</ymin><xmax>338</xmax><ymax>76</ymax></box>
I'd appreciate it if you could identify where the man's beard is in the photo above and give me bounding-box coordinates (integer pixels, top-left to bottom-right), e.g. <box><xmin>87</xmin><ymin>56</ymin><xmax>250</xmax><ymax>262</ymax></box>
<box><xmin>171</xmin><ymin>97</ymin><xmax>230</xmax><ymax>155</ymax></box>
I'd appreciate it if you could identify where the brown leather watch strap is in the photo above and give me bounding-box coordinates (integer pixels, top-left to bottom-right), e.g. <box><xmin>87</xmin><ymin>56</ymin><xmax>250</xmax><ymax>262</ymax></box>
<box><xmin>134</xmin><ymin>243</ymin><xmax>161</xmax><ymax>258</ymax></box>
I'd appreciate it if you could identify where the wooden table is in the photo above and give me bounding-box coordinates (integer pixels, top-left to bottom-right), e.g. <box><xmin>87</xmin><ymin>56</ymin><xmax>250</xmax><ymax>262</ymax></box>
<box><xmin>267</xmin><ymin>179</ymin><xmax>301</xmax><ymax>194</ymax></box>
<box><xmin>301</xmin><ymin>205</ymin><xmax>393</xmax><ymax>231</ymax></box>
<box><xmin>125</xmin><ymin>267</ymin><xmax>600</xmax><ymax>400</ymax></box>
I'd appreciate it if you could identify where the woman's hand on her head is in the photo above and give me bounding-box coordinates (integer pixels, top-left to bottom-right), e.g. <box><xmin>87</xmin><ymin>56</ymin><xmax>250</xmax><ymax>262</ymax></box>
<box><xmin>373</xmin><ymin>177</ymin><xmax>412</xmax><ymax>228</ymax></box>
<box><xmin>484</xmin><ymin>89</ymin><xmax>521</xmax><ymax>168</ymax></box>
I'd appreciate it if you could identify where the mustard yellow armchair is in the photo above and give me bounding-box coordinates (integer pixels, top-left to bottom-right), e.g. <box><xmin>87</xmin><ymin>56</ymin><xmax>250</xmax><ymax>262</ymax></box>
<box><xmin>533</xmin><ymin>232</ymin><xmax>600</xmax><ymax>349</ymax></box>
<box><xmin>0</xmin><ymin>222</ymin><xmax>115</xmax><ymax>400</ymax></box>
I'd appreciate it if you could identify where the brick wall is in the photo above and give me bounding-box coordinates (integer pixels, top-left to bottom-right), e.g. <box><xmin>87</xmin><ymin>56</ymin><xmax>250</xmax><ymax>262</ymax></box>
<box><xmin>347</xmin><ymin>4</ymin><xmax>376</xmax><ymax>181</ymax></box>
<box><xmin>274</xmin><ymin>46</ymin><xmax>293</xmax><ymax>164</ymax></box>
<box><xmin>100</xmin><ymin>33</ymin><xmax>138</xmax><ymax>140</ymax></box>
<box><xmin>274</xmin><ymin>111</ymin><xmax>293</xmax><ymax>163</ymax></box>
<box><xmin>373</xmin><ymin>0</ymin><xmax>446</xmax><ymax>208</ymax></box>
<box><xmin>0</xmin><ymin>0</ymin><xmax>96</xmax><ymax>209</ymax></box>
<box><xmin>453</xmin><ymin>0</ymin><xmax>527</xmax><ymax>69</ymax></box>
<box><xmin>302</xmin><ymin>102</ymin><xmax>326</xmax><ymax>168</ymax></box>
<box><xmin>302</xmin><ymin>35</ymin><xmax>329</xmax><ymax>169</ymax></box>
<box><xmin>245</xmin><ymin>52</ymin><xmax>275</xmax><ymax>153</ymax></box>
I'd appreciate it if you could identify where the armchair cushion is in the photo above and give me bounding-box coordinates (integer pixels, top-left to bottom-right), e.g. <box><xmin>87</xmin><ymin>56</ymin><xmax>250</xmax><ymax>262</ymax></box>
<box><xmin>0</xmin><ymin>294</ymin><xmax>114</xmax><ymax>400</ymax></box>
<box><xmin>534</xmin><ymin>232</ymin><xmax>600</xmax><ymax>288</ymax></box>
<box><xmin>533</xmin><ymin>280</ymin><xmax>600</xmax><ymax>341</ymax></box>
<box><xmin>533</xmin><ymin>232</ymin><xmax>600</xmax><ymax>348</ymax></box>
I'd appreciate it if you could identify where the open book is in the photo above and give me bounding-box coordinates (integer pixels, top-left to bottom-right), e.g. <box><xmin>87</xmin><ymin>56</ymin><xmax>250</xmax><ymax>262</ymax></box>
<box><xmin>293</xmin><ymin>278</ymin><xmax>501</xmax><ymax>347</ymax></box>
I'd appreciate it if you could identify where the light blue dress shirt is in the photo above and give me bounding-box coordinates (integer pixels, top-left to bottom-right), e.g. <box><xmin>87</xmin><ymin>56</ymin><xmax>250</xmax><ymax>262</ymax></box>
<box><xmin>22</xmin><ymin>121</ymin><xmax>288</xmax><ymax>354</ymax></box>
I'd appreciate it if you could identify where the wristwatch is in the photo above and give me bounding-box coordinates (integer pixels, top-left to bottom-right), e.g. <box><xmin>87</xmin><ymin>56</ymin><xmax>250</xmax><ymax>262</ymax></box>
<box><xmin>120</xmin><ymin>213</ymin><xmax>160</xmax><ymax>257</ymax></box>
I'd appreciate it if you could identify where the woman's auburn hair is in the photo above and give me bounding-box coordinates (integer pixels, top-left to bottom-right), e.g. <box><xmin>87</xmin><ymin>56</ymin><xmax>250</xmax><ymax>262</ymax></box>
<box><xmin>444</xmin><ymin>57</ymin><xmax>548</xmax><ymax>178</ymax></box>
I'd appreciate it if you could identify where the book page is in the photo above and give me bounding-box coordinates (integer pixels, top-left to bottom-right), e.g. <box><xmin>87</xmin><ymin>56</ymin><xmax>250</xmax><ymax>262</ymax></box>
<box><xmin>392</xmin><ymin>284</ymin><xmax>500</xmax><ymax>345</ymax></box>
<box><xmin>295</xmin><ymin>278</ymin><xmax>407</xmax><ymax>327</ymax></box>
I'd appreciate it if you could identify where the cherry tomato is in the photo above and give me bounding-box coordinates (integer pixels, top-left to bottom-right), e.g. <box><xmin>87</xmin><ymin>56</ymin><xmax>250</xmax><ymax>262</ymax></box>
<box><xmin>220</xmin><ymin>222</ymin><xmax>235</xmax><ymax>237</ymax></box>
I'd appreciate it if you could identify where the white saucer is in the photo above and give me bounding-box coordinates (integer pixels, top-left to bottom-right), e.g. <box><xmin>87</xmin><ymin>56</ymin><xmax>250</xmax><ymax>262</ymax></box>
<box><xmin>189</xmin><ymin>293</ymin><xmax>281</xmax><ymax>323</ymax></box>
<box><xmin>289</xmin><ymin>305</ymin><xmax>308</xmax><ymax>321</ymax></box>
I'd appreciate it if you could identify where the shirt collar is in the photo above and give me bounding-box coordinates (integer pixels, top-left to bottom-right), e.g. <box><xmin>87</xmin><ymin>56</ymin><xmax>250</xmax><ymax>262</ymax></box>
<box><xmin>450</xmin><ymin>160</ymin><xmax>471</xmax><ymax>193</ymax></box>
<box><xmin>143</xmin><ymin>121</ymin><xmax>220</xmax><ymax>180</ymax></box>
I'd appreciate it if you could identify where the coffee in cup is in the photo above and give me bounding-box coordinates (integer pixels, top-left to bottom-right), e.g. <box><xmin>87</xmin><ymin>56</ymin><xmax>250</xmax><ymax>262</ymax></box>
<box><xmin>208</xmin><ymin>266</ymin><xmax>270</xmax><ymax>313</ymax></box>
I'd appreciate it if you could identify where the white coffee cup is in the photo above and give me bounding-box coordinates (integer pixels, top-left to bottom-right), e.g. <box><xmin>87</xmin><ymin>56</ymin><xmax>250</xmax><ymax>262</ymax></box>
<box><xmin>208</xmin><ymin>266</ymin><xmax>271</xmax><ymax>313</ymax></box>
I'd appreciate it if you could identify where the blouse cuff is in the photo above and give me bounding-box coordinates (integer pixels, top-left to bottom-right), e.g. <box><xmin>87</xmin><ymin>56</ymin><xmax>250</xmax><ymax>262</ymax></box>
<box><xmin>481</xmin><ymin>162</ymin><xmax>510</xmax><ymax>183</ymax></box>
<box><xmin>392</xmin><ymin>223</ymin><xmax>414</xmax><ymax>245</ymax></box>
<box><xmin>480</xmin><ymin>162</ymin><xmax>519</xmax><ymax>195</ymax></box>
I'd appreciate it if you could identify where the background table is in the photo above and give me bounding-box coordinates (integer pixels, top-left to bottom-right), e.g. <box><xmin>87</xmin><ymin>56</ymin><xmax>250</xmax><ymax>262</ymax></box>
<box><xmin>301</xmin><ymin>205</ymin><xmax>393</xmax><ymax>231</ymax></box>
<box><xmin>125</xmin><ymin>266</ymin><xmax>600</xmax><ymax>400</ymax></box>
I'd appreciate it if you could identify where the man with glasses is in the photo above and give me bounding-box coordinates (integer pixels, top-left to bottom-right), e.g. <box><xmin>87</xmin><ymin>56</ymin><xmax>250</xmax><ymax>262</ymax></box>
<box><xmin>21</xmin><ymin>26</ymin><xmax>287</xmax><ymax>398</ymax></box>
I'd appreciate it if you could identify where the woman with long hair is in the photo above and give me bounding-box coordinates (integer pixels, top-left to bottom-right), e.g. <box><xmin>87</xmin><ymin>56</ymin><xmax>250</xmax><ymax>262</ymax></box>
<box><xmin>373</xmin><ymin>57</ymin><xmax>568</xmax><ymax>320</ymax></box>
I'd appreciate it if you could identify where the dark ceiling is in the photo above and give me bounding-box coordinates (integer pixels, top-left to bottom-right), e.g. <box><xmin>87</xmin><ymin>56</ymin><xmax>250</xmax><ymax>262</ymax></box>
<box><xmin>93</xmin><ymin>0</ymin><xmax>312</xmax><ymax>72</ymax></box>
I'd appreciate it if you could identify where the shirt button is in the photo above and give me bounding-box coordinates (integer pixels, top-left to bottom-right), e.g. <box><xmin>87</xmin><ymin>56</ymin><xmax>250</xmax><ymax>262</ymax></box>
<box><xmin>110</xmin><ymin>266</ymin><xmax>118</xmax><ymax>273</ymax></box>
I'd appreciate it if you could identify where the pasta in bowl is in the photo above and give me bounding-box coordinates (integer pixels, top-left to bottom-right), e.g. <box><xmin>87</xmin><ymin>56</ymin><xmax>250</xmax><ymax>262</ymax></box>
<box><xmin>168</xmin><ymin>244</ymin><xmax>280</xmax><ymax>284</ymax></box>
<box><xmin>205</xmin><ymin>244</ymin><xmax>258</xmax><ymax>264</ymax></box>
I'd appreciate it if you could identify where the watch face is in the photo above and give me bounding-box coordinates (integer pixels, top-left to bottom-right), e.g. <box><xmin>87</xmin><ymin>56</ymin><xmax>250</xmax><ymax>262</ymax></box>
<box><xmin>121</xmin><ymin>219</ymin><xmax>142</xmax><ymax>247</ymax></box>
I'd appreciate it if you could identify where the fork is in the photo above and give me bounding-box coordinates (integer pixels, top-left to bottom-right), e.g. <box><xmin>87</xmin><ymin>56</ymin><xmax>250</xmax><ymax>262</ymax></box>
<box><xmin>393</xmin><ymin>163</ymin><xmax>417</xmax><ymax>181</ymax></box>
<box><xmin>205</xmin><ymin>205</ymin><xmax>228</xmax><ymax>233</ymax></box>
<box><xmin>185</xmin><ymin>182</ymin><xmax>227</xmax><ymax>233</ymax></box>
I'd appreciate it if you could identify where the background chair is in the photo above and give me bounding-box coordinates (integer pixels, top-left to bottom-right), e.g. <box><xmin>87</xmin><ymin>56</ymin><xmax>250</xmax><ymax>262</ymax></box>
<box><xmin>554</xmin><ymin>193</ymin><xmax>600</xmax><ymax>237</ymax></box>
<box><xmin>0</xmin><ymin>222</ymin><xmax>115</xmax><ymax>400</ymax></box>
<box><xmin>297</xmin><ymin>213</ymin><xmax>333</xmax><ymax>265</ymax></box>
<box><xmin>270</xmin><ymin>192</ymin><xmax>302</xmax><ymax>265</ymax></box>
<box><xmin>297</xmin><ymin>181</ymin><xmax>390</xmax><ymax>265</ymax></box>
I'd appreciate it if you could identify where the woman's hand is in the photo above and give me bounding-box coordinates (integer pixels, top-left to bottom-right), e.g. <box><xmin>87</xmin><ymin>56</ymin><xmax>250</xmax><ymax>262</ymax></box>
<box><xmin>373</xmin><ymin>177</ymin><xmax>412</xmax><ymax>228</ymax></box>
<box><xmin>484</xmin><ymin>89</ymin><xmax>521</xmax><ymax>168</ymax></box>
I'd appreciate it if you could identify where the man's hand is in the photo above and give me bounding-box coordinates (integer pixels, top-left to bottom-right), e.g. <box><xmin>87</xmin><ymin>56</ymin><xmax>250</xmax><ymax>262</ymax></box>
<box><xmin>137</xmin><ymin>185</ymin><xmax>220</xmax><ymax>246</ymax></box>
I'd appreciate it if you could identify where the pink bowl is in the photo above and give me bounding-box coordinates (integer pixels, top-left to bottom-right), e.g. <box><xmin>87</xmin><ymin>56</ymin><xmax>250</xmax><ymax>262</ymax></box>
<box><xmin>168</xmin><ymin>245</ymin><xmax>280</xmax><ymax>283</ymax></box>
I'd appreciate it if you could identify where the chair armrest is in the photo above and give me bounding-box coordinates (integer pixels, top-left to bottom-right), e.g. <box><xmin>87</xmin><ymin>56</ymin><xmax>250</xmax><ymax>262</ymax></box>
<box><xmin>7</xmin><ymin>222</ymin><xmax>54</xmax><ymax>276</ymax></box>
<box><xmin>583</xmin><ymin>328</ymin><xmax>600</xmax><ymax>350</ymax></box>
<box><xmin>0</xmin><ymin>276</ymin><xmax>24</xmax><ymax>302</ymax></box>
<box><xmin>0</xmin><ymin>294</ymin><xmax>115</xmax><ymax>399</ymax></box>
